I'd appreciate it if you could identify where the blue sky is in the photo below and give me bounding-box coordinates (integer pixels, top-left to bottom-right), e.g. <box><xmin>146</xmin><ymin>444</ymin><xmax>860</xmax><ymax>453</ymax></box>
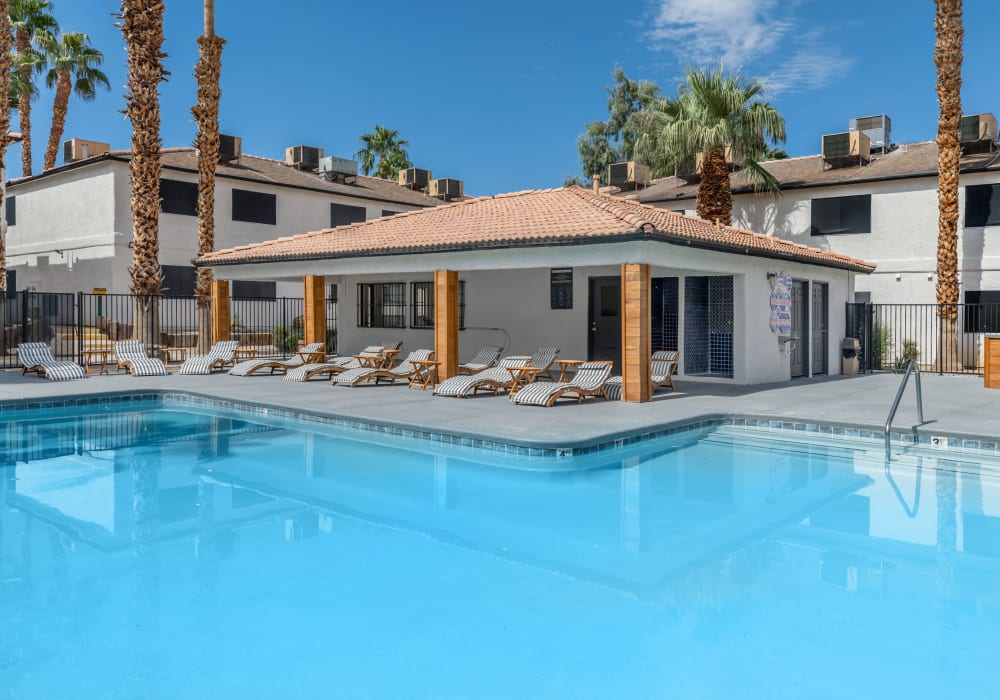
<box><xmin>10</xmin><ymin>0</ymin><xmax>999</xmax><ymax>195</ymax></box>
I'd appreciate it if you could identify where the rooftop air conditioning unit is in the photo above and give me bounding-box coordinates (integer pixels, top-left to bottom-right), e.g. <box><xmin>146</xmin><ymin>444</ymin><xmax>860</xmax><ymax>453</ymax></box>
<box><xmin>63</xmin><ymin>138</ymin><xmax>110</xmax><ymax>163</ymax></box>
<box><xmin>428</xmin><ymin>178</ymin><xmax>463</xmax><ymax>201</ymax></box>
<box><xmin>285</xmin><ymin>145</ymin><xmax>324</xmax><ymax>170</ymax></box>
<box><xmin>674</xmin><ymin>155</ymin><xmax>699</xmax><ymax>183</ymax></box>
<box><xmin>607</xmin><ymin>161</ymin><xmax>651</xmax><ymax>190</ymax></box>
<box><xmin>695</xmin><ymin>146</ymin><xmax>745</xmax><ymax>174</ymax></box>
<box><xmin>849</xmin><ymin>115</ymin><xmax>892</xmax><ymax>152</ymax></box>
<box><xmin>318</xmin><ymin>155</ymin><xmax>358</xmax><ymax>183</ymax></box>
<box><xmin>822</xmin><ymin>130</ymin><xmax>870</xmax><ymax>168</ymax></box>
<box><xmin>959</xmin><ymin>113</ymin><xmax>998</xmax><ymax>148</ymax></box>
<box><xmin>218</xmin><ymin>134</ymin><xmax>241</xmax><ymax>164</ymax></box>
<box><xmin>398</xmin><ymin>168</ymin><xmax>432</xmax><ymax>190</ymax></box>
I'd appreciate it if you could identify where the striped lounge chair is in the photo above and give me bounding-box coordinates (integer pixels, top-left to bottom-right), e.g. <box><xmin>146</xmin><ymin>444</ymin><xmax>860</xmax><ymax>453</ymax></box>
<box><xmin>333</xmin><ymin>349</ymin><xmax>434</xmax><ymax>387</ymax></box>
<box><xmin>433</xmin><ymin>355</ymin><xmax>533</xmax><ymax>398</ymax></box>
<box><xmin>114</xmin><ymin>340</ymin><xmax>168</xmax><ymax>377</ymax></box>
<box><xmin>229</xmin><ymin>342</ymin><xmax>326</xmax><ymax>377</ymax></box>
<box><xmin>510</xmin><ymin>361</ymin><xmax>613</xmax><ymax>406</ymax></box>
<box><xmin>17</xmin><ymin>342</ymin><xmax>86</xmax><ymax>381</ymax></box>
<box><xmin>458</xmin><ymin>346</ymin><xmax>503</xmax><ymax>374</ymax></box>
<box><xmin>529</xmin><ymin>346</ymin><xmax>560</xmax><ymax>381</ymax></box>
<box><xmin>605</xmin><ymin>350</ymin><xmax>679</xmax><ymax>400</ymax></box>
<box><xmin>283</xmin><ymin>345</ymin><xmax>386</xmax><ymax>382</ymax></box>
<box><xmin>179</xmin><ymin>340</ymin><xmax>240</xmax><ymax>375</ymax></box>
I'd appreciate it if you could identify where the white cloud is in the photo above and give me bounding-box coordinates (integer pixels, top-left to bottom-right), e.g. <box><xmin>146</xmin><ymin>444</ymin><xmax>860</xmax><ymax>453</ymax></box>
<box><xmin>646</xmin><ymin>0</ymin><xmax>852</xmax><ymax>93</ymax></box>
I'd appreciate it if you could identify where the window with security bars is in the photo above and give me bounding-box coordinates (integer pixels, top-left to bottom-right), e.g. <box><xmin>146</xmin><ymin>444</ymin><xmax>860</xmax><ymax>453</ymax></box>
<box><xmin>411</xmin><ymin>281</ymin><xmax>466</xmax><ymax>329</ymax></box>
<box><xmin>357</xmin><ymin>283</ymin><xmax>406</xmax><ymax>328</ymax></box>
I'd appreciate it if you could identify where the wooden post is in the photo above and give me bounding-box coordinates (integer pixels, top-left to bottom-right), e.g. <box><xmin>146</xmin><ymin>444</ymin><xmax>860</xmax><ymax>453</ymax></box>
<box><xmin>621</xmin><ymin>263</ymin><xmax>651</xmax><ymax>402</ymax></box>
<box><xmin>303</xmin><ymin>275</ymin><xmax>326</xmax><ymax>346</ymax></box>
<box><xmin>434</xmin><ymin>269</ymin><xmax>459</xmax><ymax>380</ymax></box>
<box><xmin>210</xmin><ymin>279</ymin><xmax>230</xmax><ymax>343</ymax></box>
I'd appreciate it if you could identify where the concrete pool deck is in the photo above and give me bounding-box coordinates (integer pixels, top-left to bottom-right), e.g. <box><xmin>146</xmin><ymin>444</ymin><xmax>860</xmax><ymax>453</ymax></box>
<box><xmin>1</xmin><ymin>368</ymin><xmax>998</xmax><ymax>446</ymax></box>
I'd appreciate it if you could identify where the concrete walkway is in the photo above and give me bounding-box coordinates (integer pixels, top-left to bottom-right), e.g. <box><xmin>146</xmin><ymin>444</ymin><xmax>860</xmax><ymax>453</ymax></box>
<box><xmin>2</xmin><ymin>368</ymin><xmax>998</xmax><ymax>446</ymax></box>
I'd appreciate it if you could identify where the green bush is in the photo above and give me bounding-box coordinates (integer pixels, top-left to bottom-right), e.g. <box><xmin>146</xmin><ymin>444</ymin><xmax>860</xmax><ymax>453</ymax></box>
<box><xmin>272</xmin><ymin>325</ymin><xmax>302</xmax><ymax>353</ymax></box>
<box><xmin>894</xmin><ymin>338</ymin><xmax>920</xmax><ymax>371</ymax></box>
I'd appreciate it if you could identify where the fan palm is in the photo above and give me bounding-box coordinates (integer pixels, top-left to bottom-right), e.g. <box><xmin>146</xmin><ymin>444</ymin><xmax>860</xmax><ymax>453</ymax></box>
<box><xmin>635</xmin><ymin>64</ymin><xmax>786</xmax><ymax>225</ymax></box>
<box><xmin>119</xmin><ymin>0</ymin><xmax>166</xmax><ymax>345</ymax></box>
<box><xmin>41</xmin><ymin>32</ymin><xmax>109</xmax><ymax>171</ymax></box>
<box><xmin>192</xmin><ymin>0</ymin><xmax>224</xmax><ymax>353</ymax></box>
<box><xmin>10</xmin><ymin>0</ymin><xmax>57</xmax><ymax>177</ymax></box>
<box><xmin>355</xmin><ymin>125</ymin><xmax>410</xmax><ymax>178</ymax></box>
<box><xmin>934</xmin><ymin>0</ymin><xmax>963</xmax><ymax>371</ymax></box>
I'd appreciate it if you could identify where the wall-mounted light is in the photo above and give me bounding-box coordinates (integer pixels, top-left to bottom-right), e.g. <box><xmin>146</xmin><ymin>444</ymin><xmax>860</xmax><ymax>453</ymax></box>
<box><xmin>766</xmin><ymin>272</ymin><xmax>777</xmax><ymax>281</ymax></box>
<box><xmin>895</xmin><ymin>273</ymin><xmax>902</xmax><ymax>281</ymax></box>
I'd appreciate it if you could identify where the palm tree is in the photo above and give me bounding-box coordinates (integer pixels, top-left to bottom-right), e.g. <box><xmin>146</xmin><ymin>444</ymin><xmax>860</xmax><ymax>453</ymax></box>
<box><xmin>119</xmin><ymin>0</ymin><xmax>166</xmax><ymax>345</ymax></box>
<box><xmin>192</xmin><ymin>0</ymin><xmax>224</xmax><ymax>353</ymax></box>
<box><xmin>355</xmin><ymin>125</ymin><xmax>410</xmax><ymax>178</ymax></box>
<box><xmin>0</xmin><ymin>0</ymin><xmax>13</xmax><ymax>301</ymax></box>
<box><xmin>375</xmin><ymin>145</ymin><xmax>411</xmax><ymax>180</ymax></box>
<box><xmin>636</xmin><ymin>64</ymin><xmax>786</xmax><ymax>225</ymax></box>
<box><xmin>10</xmin><ymin>0</ymin><xmax>57</xmax><ymax>177</ymax></box>
<box><xmin>934</xmin><ymin>0</ymin><xmax>963</xmax><ymax>371</ymax></box>
<box><xmin>41</xmin><ymin>32</ymin><xmax>109</xmax><ymax>171</ymax></box>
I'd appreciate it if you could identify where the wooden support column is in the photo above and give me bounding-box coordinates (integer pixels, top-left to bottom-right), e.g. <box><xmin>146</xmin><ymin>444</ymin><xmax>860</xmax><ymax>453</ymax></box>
<box><xmin>434</xmin><ymin>269</ymin><xmax>459</xmax><ymax>380</ymax></box>
<box><xmin>210</xmin><ymin>280</ymin><xmax>230</xmax><ymax>343</ymax></box>
<box><xmin>621</xmin><ymin>263</ymin><xmax>651</xmax><ymax>402</ymax></box>
<box><xmin>303</xmin><ymin>275</ymin><xmax>326</xmax><ymax>346</ymax></box>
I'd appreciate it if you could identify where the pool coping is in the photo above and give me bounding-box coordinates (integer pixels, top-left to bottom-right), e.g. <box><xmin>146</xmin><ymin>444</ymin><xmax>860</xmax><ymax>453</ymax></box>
<box><xmin>2</xmin><ymin>388</ymin><xmax>999</xmax><ymax>460</ymax></box>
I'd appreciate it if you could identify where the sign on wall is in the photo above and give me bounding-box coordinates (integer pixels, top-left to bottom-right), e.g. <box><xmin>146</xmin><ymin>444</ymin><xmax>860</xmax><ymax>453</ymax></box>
<box><xmin>768</xmin><ymin>271</ymin><xmax>792</xmax><ymax>334</ymax></box>
<box><xmin>550</xmin><ymin>268</ymin><xmax>573</xmax><ymax>309</ymax></box>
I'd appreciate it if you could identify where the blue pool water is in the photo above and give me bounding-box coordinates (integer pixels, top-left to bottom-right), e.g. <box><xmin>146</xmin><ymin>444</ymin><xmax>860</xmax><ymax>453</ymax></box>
<box><xmin>0</xmin><ymin>405</ymin><xmax>998</xmax><ymax>699</ymax></box>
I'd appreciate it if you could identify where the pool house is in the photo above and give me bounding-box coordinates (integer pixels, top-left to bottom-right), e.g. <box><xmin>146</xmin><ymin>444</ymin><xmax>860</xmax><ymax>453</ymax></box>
<box><xmin>198</xmin><ymin>186</ymin><xmax>875</xmax><ymax>398</ymax></box>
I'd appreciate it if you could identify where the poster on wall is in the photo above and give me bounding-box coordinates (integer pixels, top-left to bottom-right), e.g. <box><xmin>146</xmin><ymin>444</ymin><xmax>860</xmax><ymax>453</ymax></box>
<box><xmin>769</xmin><ymin>271</ymin><xmax>792</xmax><ymax>334</ymax></box>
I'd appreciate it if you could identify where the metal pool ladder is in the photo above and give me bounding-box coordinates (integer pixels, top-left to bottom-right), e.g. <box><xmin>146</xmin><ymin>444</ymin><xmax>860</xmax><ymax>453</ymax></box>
<box><xmin>884</xmin><ymin>360</ymin><xmax>924</xmax><ymax>461</ymax></box>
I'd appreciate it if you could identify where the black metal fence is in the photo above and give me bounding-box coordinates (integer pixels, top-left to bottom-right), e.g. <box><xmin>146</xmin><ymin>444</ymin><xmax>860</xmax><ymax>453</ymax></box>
<box><xmin>846</xmin><ymin>302</ymin><xmax>1000</xmax><ymax>374</ymax></box>
<box><xmin>0</xmin><ymin>291</ymin><xmax>337</xmax><ymax>369</ymax></box>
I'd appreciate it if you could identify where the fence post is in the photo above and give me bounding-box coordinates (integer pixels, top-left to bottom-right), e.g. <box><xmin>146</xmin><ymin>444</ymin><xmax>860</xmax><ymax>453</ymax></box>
<box><xmin>76</xmin><ymin>291</ymin><xmax>84</xmax><ymax>365</ymax></box>
<box><xmin>20</xmin><ymin>291</ymin><xmax>28</xmax><ymax>344</ymax></box>
<box><xmin>282</xmin><ymin>297</ymin><xmax>288</xmax><ymax>358</ymax></box>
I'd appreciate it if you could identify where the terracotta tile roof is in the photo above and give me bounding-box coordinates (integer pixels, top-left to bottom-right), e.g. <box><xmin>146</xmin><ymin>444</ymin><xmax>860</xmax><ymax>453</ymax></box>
<box><xmin>638</xmin><ymin>141</ymin><xmax>1000</xmax><ymax>203</ymax></box>
<box><xmin>198</xmin><ymin>186</ymin><xmax>875</xmax><ymax>273</ymax></box>
<box><xmin>9</xmin><ymin>147</ymin><xmax>442</xmax><ymax>208</ymax></box>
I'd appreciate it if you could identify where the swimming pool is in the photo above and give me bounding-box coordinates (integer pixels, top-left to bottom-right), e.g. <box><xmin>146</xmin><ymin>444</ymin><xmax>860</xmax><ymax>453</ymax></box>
<box><xmin>1</xmin><ymin>402</ymin><xmax>997</xmax><ymax>699</ymax></box>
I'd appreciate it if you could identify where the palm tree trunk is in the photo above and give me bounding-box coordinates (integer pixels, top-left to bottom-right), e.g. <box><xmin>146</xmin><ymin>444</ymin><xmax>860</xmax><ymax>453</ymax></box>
<box><xmin>934</xmin><ymin>0</ymin><xmax>963</xmax><ymax>372</ymax></box>
<box><xmin>120</xmin><ymin>0</ymin><xmax>167</xmax><ymax>345</ymax></box>
<box><xmin>192</xmin><ymin>0</ymin><xmax>224</xmax><ymax>354</ymax></box>
<box><xmin>43</xmin><ymin>69</ymin><xmax>71</xmax><ymax>172</ymax></box>
<box><xmin>696</xmin><ymin>147</ymin><xmax>733</xmax><ymax>226</ymax></box>
<box><xmin>15</xmin><ymin>27</ymin><xmax>32</xmax><ymax>178</ymax></box>
<box><xmin>0</xmin><ymin>0</ymin><xmax>13</xmax><ymax>309</ymax></box>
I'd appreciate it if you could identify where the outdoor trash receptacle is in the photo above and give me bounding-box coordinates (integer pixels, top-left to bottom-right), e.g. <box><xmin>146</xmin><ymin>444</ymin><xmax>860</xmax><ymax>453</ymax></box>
<box><xmin>842</xmin><ymin>338</ymin><xmax>860</xmax><ymax>375</ymax></box>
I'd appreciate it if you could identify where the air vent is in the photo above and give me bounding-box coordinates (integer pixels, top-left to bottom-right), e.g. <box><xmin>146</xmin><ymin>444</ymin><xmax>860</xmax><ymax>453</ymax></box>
<box><xmin>849</xmin><ymin>115</ymin><xmax>891</xmax><ymax>153</ymax></box>
<box><xmin>428</xmin><ymin>178</ymin><xmax>463</xmax><ymax>201</ymax></box>
<box><xmin>62</xmin><ymin>138</ymin><xmax>110</xmax><ymax>163</ymax></box>
<box><xmin>822</xmin><ymin>130</ymin><xmax>870</xmax><ymax>168</ymax></box>
<box><xmin>219</xmin><ymin>134</ymin><xmax>241</xmax><ymax>164</ymax></box>
<box><xmin>607</xmin><ymin>161</ymin><xmax>651</xmax><ymax>190</ymax></box>
<box><xmin>285</xmin><ymin>145</ymin><xmax>323</xmax><ymax>170</ymax></box>
<box><xmin>318</xmin><ymin>156</ymin><xmax>358</xmax><ymax>183</ymax></box>
<box><xmin>398</xmin><ymin>168</ymin><xmax>432</xmax><ymax>190</ymax></box>
<box><xmin>959</xmin><ymin>113</ymin><xmax>998</xmax><ymax>152</ymax></box>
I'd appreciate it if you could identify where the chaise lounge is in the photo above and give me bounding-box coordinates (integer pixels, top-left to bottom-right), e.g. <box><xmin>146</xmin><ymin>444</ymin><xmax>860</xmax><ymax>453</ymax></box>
<box><xmin>179</xmin><ymin>340</ymin><xmax>241</xmax><ymax>375</ymax></box>
<box><xmin>229</xmin><ymin>342</ymin><xmax>326</xmax><ymax>377</ymax></box>
<box><xmin>510</xmin><ymin>360</ymin><xmax>613</xmax><ymax>406</ymax></box>
<box><xmin>458</xmin><ymin>346</ymin><xmax>503</xmax><ymax>374</ymax></box>
<box><xmin>605</xmin><ymin>350</ymin><xmax>680</xmax><ymax>400</ymax></box>
<box><xmin>332</xmin><ymin>349</ymin><xmax>434</xmax><ymax>387</ymax></box>
<box><xmin>114</xmin><ymin>340</ymin><xmax>168</xmax><ymax>376</ymax></box>
<box><xmin>17</xmin><ymin>342</ymin><xmax>86</xmax><ymax>381</ymax></box>
<box><xmin>283</xmin><ymin>344</ymin><xmax>390</xmax><ymax>382</ymax></box>
<box><xmin>433</xmin><ymin>355</ymin><xmax>533</xmax><ymax>398</ymax></box>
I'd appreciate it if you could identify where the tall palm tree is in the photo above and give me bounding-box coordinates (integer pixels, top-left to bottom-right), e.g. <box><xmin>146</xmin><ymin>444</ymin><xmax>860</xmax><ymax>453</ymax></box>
<box><xmin>192</xmin><ymin>0</ymin><xmax>224</xmax><ymax>353</ymax></box>
<box><xmin>636</xmin><ymin>64</ymin><xmax>786</xmax><ymax>225</ymax></box>
<box><xmin>41</xmin><ymin>32</ymin><xmax>109</xmax><ymax>171</ymax></box>
<box><xmin>934</xmin><ymin>0</ymin><xmax>963</xmax><ymax>371</ymax></box>
<box><xmin>0</xmin><ymin>0</ymin><xmax>13</xmax><ymax>301</ymax></box>
<box><xmin>119</xmin><ymin>0</ymin><xmax>166</xmax><ymax>345</ymax></box>
<box><xmin>10</xmin><ymin>0</ymin><xmax>56</xmax><ymax>177</ymax></box>
<box><xmin>355</xmin><ymin>125</ymin><xmax>410</xmax><ymax>178</ymax></box>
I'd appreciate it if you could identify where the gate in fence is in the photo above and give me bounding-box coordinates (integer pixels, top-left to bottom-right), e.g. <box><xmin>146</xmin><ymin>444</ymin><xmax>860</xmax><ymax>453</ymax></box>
<box><xmin>0</xmin><ymin>291</ymin><xmax>337</xmax><ymax>369</ymax></box>
<box><xmin>846</xmin><ymin>302</ymin><xmax>1000</xmax><ymax>374</ymax></box>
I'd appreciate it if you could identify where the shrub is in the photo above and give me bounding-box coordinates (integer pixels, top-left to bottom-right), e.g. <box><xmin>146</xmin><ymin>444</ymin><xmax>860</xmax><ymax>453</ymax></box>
<box><xmin>272</xmin><ymin>325</ymin><xmax>302</xmax><ymax>353</ymax></box>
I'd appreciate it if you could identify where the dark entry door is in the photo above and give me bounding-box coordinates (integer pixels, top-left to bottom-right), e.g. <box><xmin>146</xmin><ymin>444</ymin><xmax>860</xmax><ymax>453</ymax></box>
<box><xmin>811</xmin><ymin>283</ymin><xmax>829</xmax><ymax>375</ymax></box>
<box><xmin>790</xmin><ymin>280</ymin><xmax>809</xmax><ymax>378</ymax></box>
<box><xmin>588</xmin><ymin>277</ymin><xmax>621</xmax><ymax>370</ymax></box>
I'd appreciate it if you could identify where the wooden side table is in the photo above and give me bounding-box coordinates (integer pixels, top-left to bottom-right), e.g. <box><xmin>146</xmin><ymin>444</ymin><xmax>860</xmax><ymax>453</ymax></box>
<box><xmin>505</xmin><ymin>366</ymin><xmax>541</xmax><ymax>396</ymax></box>
<box><xmin>380</xmin><ymin>348</ymin><xmax>401</xmax><ymax>368</ymax></box>
<box><xmin>409</xmin><ymin>359</ymin><xmax>441</xmax><ymax>390</ymax></box>
<box><xmin>234</xmin><ymin>347</ymin><xmax>257</xmax><ymax>360</ymax></box>
<box><xmin>160</xmin><ymin>347</ymin><xmax>189</xmax><ymax>370</ymax></box>
<box><xmin>82</xmin><ymin>349</ymin><xmax>111</xmax><ymax>375</ymax></box>
<box><xmin>555</xmin><ymin>359</ymin><xmax>585</xmax><ymax>383</ymax></box>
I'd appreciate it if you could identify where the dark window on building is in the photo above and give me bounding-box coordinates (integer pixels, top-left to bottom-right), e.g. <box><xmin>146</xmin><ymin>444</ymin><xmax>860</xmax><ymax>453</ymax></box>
<box><xmin>162</xmin><ymin>265</ymin><xmax>196</xmax><ymax>297</ymax></box>
<box><xmin>5</xmin><ymin>269</ymin><xmax>15</xmax><ymax>298</ymax></box>
<box><xmin>963</xmin><ymin>290</ymin><xmax>1000</xmax><ymax>333</ymax></box>
<box><xmin>382</xmin><ymin>209</ymin><xmax>401</xmax><ymax>218</ymax></box>
<box><xmin>357</xmin><ymin>282</ymin><xmax>406</xmax><ymax>328</ymax></box>
<box><xmin>232</xmin><ymin>189</ymin><xmax>276</xmax><ymax>225</ymax></box>
<box><xmin>410</xmin><ymin>281</ymin><xmax>465</xmax><ymax>329</ymax></box>
<box><xmin>964</xmin><ymin>184</ymin><xmax>1000</xmax><ymax>227</ymax></box>
<box><xmin>5</xmin><ymin>196</ymin><xmax>15</xmax><ymax>226</ymax></box>
<box><xmin>810</xmin><ymin>195</ymin><xmax>871</xmax><ymax>235</ymax></box>
<box><xmin>331</xmin><ymin>203</ymin><xmax>366</xmax><ymax>227</ymax></box>
<box><xmin>160</xmin><ymin>179</ymin><xmax>198</xmax><ymax>216</ymax></box>
<box><xmin>232</xmin><ymin>280</ymin><xmax>276</xmax><ymax>299</ymax></box>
